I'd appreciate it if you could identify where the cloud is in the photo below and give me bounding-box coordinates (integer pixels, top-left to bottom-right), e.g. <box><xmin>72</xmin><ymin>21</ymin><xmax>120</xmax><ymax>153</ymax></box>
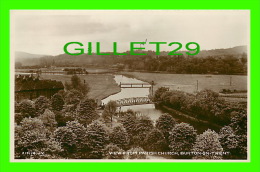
<box><xmin>12</xmin><ymin>10</ymin><xmax>249</xmax><ymax>55</ymax></box>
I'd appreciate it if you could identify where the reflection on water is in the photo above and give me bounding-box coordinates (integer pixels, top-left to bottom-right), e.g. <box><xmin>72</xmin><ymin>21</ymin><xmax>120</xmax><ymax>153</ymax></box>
<box><xmin>120</xmin><ymin>104</ymin><xmax>162</xmax><ymax>122</ymax></box>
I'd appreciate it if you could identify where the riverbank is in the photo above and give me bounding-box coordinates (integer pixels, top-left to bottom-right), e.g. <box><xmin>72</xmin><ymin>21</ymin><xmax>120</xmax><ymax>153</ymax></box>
<box><xmin>158</xmin><ymin>104</ymin><xmax>222</xmax><ymax>133</ymax></box>
<box><xmin>40</xmin><ymin>74</ymin><xmax>121</xmax><ymax>101</ymax></box>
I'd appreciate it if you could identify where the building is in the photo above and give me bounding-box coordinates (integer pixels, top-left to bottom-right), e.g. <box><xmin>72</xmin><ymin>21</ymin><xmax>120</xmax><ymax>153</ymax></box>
<box><xmin>15</xmin><ymin>74</ymin><xmax>64</xmax><ymax>102</ymax></box>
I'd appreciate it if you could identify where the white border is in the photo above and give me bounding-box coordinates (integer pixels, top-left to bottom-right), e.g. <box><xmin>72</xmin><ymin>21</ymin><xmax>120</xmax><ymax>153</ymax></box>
<box><xmin>10</xmin><ymin>10</ymin><xmax>251</xmax><ymax>163</ymax></box>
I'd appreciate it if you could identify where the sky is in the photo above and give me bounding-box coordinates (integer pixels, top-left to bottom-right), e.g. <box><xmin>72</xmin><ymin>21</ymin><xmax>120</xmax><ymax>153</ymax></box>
<box><xmin>12</xmin><ymin>10</ymin><xmax>250</xmax><ymax>56</ymax></box>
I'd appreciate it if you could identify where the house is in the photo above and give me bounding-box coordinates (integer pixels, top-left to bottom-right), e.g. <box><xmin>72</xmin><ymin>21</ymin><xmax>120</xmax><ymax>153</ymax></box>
<box><xmin>15</xmin><ymin>74</ymin><xmax>64</xmax><ymax>102</ymax></box>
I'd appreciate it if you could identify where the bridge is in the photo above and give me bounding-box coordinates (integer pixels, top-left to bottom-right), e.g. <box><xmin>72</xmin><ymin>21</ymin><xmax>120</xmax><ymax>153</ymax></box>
<box><xmin>119</xmin><ymin>82</ymin><xmax>151</xmax><ymax>88</ymax></box>
<box><xmin>116</xmin><ymin>97</ymin><xmax>153</xmax><ymax>106</ymax></box>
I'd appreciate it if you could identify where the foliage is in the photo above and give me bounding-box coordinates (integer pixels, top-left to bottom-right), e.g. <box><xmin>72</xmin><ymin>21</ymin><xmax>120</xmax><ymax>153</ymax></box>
<box><xmin>119</xmin><ymin>113</ymin><xmax>137</xmax><ymax>144</ymax></box>
<box><xmin>169</xmin><ymin>123</ymin><xmax>197</xmax><ymax>158</ymax></box>
<box><xmin>66</xmin><ymin>120</ymin><xmax>88</xmax><ymax>158</ymax></box>
<box><xmin>110</xmin><ymin>125</ymin><xmax>129</xmax><ymax>150</ymax></box>
<box><xmin>153</xmin><ymin>87</ymin><xmax>169</xmax><ymax>102</ymax></box>
<box><xmin>104</xmin><ymin>144</ymin><xmax>125</xmax><ymax>159</ymax></box>
<box><xmin>65</xmin><ymin>75</ymin><xmax>90</xmax><ymax>95</ymax></box>
<box><xmin>192</xmin><ymin>129</ymin><xmax>223</xmax><ymax>159</ymax></box>
<box><xmin>18</xmin><ymin>99</ymin><xmax>36</xmax><ymax>119</ymax></box>
<box><xmin>34</xmin><ymin>96</ymin><xmax>50</xmax><ymax>115</ymax></box>
<box><xmin>155</xmin><ymin>113</ymin><xmax>176</xmax><ymax>141</ymax></box>
<box><xmin>154</xmin><ymin>88</ymin><xmax>246</xmax><ymax>126</ymax></box>
<box><xmin>39</xmin><ymin>109</ymin><xmax>57</xmax><ymax>131</ymax></box>
<box><xmin>64</xmin><ymin>89</ymin><xmax>84</xmax><ymax>109</ymax></box>
<box><xmin>77</xmin><ymin>98</ymin><xmax>98</xmax><ymax>126</ymax></box>
<box><xmin>132</xmin><ymin>116</ymin><xmax>154</xmax><ymax>147</ymax></box>
<box><xmin>15</xmin><ymin>117</ymin><xmax>62</xmax><ymax>159</ymax></box>
<box><xmin>55</xmin><ymin>111</ymin><xmax>75</xmax><ymax>127</ymax></box>
<box><xmin>219</xmin><ymin>126</ymin><xmax>239</xmax><ymax>159</ymax></box>
<box><xmin>54</xmin><ymin>126</ymin><xmax>77</xmax><ymax>157</ymax></box>
<box><xmin>144</xmin><ymin>129</ymin><xmax>167</xmax><ymax>152</ymax></box>
<box><xmin>102</xmin><ymin>101</ymin><xmax>117</xmax><ymax>127</ymax></box>
<box><xmin>51</xmin><ymin>93</ymin><xmax>64</xmax><ymax>111</ymax></box>
<box><xmin>85</xmin><ymin>121</ymin><xmax>110</xmax><ymax>159</ymax></box>
<box><xmin>127</xmin><ymin>147</ymin><xmax>147</xmax><ymax>159</ymax></box>
<box><xmin>230</xmin><ymin>111</ymin><xmax>247</xmax><ymax>136</ymax></box>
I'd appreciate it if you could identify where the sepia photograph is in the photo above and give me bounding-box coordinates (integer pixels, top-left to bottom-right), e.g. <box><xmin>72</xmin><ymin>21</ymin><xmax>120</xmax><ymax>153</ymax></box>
<box><xmin>11</xmin><ymin>10</ymin><xmax>249</xmax><ymax>162</ymax></box>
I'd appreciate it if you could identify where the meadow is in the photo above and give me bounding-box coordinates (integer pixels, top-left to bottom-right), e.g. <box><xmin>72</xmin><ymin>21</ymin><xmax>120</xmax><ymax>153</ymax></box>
<box><xmin>40</xmin><ymin>74</ymin><xmax>120</xmax><ymax>101</ymax></box>
<box><xmin>121</xmin><ymin>72</ymin><xmax>247</xmax><ymax>94</ymax></box>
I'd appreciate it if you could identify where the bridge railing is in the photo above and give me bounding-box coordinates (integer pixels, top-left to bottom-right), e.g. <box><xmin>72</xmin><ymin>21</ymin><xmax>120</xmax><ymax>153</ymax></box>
<box><xmin>119</xmin><ymin>82</ymin><xmax>151</xmax><ymax>88</ymax></box>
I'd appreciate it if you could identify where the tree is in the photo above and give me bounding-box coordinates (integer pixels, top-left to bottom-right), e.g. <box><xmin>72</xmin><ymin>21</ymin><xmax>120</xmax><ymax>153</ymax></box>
<box><xmin>153</xmin><ymin>87</ymin><xmax>169</xmax><ymax>102</ymax></box>
<box><xmin>64</xmin><ymin>89</ymin><xmax>84</xmax><ymax>109</ymax></box>
<box><xmin>104</xmin><ymin>144</ymin><xmax>125</xmax><ymax>159</ymax></box>
<box><xmin>35</xmin><ymin>96</ymin><xmax>50</xmax><ymax>115</ymax></box>
<box><xmin>102</xmin><ymin>101</ymin><xmax>117</xmax><ymax>127</ymax></box>
<box><xmin>219</xmin><ymin>126</ymin><xmax>239</xmax><ymax>159</ymax></box>
<box><xmin>110</xmin><ymin>125</ymin><xmax>129</xmax><ymax>150</ymax></box>
<box><xmin>144</xmin><ymin>129</ymin><xmax>167</xmax><ymax>151</ymax></box>
<box><xmin>155</xmin><ymin>113</ymin><xmax>176</xmax><ymax>141</ymax></box>
<box><xmin>54</xmin><ymin>126</ymin><xmax>77</xmax><ymax>158</ymax></box>
<box><xmin>119</xmin><ymin>113</ymin><xmax>137</xmax><ymax>144</ymax></box>
<box><xmin>86</xmin><ymin>121</ymin><xmax>110</xmax><ymax>159</ymax></box>
<box><xmin>51</xmin><ymin>93</ymin><xmax>64</xmax><ymax>111</ymax></box>
<box><xmin>127</xmin><ymin>147</ymin><xmax>147</xmax><ymax>159</ymax></box>
<box><xmin>66</xmin><ymin>120</ymin><xmax>88</xmax><ymax>158</ymax></box>
<box><xmin>15</xmin><ymin>117</ymin><xmax>62</xmax><ymax>159</ymax></box>
<box><xmin>55</xmin><ymin>111</ymin><xmax>75</xmax><ymax>127</ymax></box>
<box><xmin>18</xmin><ymin>99</ymin><xmax>36</xmax><ymax>118</ymax></box>
<box><xmin>192</xmin><ymin>129</ymin><xmax>223</xmax><ymax>159</ymax></box>
<box><xmin>132</xmin><ymin>116</ymin><xmax>154</xmax><ymax>147</ymax></box>
<box><xmin>77</xmin><ymin>98</ymin><xmax>98</xmax><ymax>126</ymax></box>
<box><xmin>230</xmin><ymin>111</ymin><xmax>247</xmax><ymax>136</ymax></box>
<box><xmin>169</xmin><ymin>123</ymin><xmax>197</xmax><ymax>158</ymax></box>
<box><xmin>39</xmin><ymin>109</ymin><xmax>57</xmax><ymax>132</ymax></box>
<box><xmin>65</xmin><ymin>75</ymin><xmax>90</xmax><ymax>96</ymax></box>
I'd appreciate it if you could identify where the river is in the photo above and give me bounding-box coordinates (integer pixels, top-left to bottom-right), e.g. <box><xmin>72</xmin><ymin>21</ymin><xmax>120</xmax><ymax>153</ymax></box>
<box><xmin>102</xmin><ymin>75</ymin><xmax>221</xmax><ymax>134</ymax></box>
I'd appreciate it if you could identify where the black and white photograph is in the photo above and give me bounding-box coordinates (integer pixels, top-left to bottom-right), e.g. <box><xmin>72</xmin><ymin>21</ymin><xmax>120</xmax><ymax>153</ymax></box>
<box><xmin>11</xmin><ymin>10</ymin><xmax>249</xmax><ymax>161</ymax></box>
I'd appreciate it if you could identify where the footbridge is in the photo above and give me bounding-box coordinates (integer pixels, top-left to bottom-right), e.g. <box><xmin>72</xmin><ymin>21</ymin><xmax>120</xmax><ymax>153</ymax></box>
<box><xmin>116</xmin><ymin>97</ymin><xmax>153</xmax><ymax>106</ymax></box>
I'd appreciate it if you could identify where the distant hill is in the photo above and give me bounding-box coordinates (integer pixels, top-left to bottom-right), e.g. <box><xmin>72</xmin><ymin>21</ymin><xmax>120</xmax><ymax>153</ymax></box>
<box><xmin>16</xmin><ymin>45</ymin><xmax>247</xmax><ymax>67</ymax></box>
<box><xmin>192</xmin><ymin>45</ymin><xmax>247</xmax><ymax>57</ymax></box>
<box><xmin>15</xmin><ymin>51</ymin><xmax>49</xmax><ymax>66</ymax></box>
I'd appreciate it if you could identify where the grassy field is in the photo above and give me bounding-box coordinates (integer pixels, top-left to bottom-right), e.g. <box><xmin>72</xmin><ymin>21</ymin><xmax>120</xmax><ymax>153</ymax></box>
<box><xmin>121</xmin><ymin>72</ymin><xmax>248</xmax><ymax>94</ymax></box>
<box><xmin>40</xmin><ymin>74</ymin><xmax>120</xmax><ymax>101</ymax></box>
